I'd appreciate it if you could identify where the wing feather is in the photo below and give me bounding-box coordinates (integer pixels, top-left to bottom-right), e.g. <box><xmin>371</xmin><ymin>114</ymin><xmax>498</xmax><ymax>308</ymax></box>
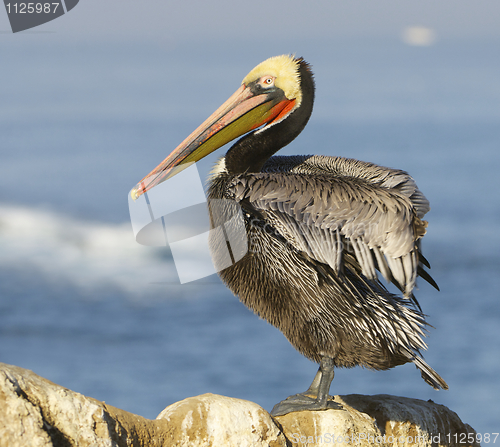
<box><xmin>228</xmin><ymin>155</ymin><xmax>434</xmax><ymax>296</ymax></box>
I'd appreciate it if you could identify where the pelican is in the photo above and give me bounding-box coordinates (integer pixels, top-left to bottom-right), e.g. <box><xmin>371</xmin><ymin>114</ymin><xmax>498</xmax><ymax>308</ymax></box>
<box><xmin>131</xmin><ymin>55</ymin><xmax>448</xmax><ymax>416</ymax></box>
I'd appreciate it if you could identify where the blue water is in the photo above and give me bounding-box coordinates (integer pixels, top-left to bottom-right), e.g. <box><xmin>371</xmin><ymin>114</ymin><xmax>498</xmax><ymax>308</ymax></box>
<box><xmin>1</xmin><ymin>37</ymin><xmax>499</xmax><ymax>436</ymax></box>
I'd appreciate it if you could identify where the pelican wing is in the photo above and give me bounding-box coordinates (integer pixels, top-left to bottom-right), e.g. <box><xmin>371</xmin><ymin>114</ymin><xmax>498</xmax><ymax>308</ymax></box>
<box><xmin>229</xmin><ymin>155</ymin><xmax>432</xmax><ymax>296</ymax></box>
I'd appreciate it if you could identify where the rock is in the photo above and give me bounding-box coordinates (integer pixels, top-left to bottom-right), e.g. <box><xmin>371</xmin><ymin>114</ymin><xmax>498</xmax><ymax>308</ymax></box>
<box><xmin>0</xmin><ymin>362</ymin><xmax>159</xmax><ymax>447</ymax></box>
<box><xmin>156</xmin><ymin>394</ymin><xmax>287</xmax><ymax>446</ymax></box>
<box><xmin>0</xmin><ymin>362</ymin><xmax>478</xmax><ymax>447</ymax></box>
<box><xmin>276</xmin><ymin>394</ymin><xmax>479</xmax><ymax>446</ymax></box>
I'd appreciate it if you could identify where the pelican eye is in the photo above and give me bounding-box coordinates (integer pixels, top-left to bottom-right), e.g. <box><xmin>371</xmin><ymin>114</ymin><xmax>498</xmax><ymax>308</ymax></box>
<box><xmin>260</xmin><ymin>76</ymin><xmax>275</xmax><ymax>87</ymax></box>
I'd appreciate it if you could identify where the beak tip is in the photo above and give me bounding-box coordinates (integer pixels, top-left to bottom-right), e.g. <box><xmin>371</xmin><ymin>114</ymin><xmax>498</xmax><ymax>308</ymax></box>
<box><xmin>130</xmin><ymin>186</ymin><xmax>140</xmax><ymax>201</ymax></box>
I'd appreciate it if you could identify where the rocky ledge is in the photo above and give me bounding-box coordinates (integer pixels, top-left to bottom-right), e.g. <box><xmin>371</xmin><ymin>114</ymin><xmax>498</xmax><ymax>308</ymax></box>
<box><xmin>0</xmin><ymin>362</ymin><xmax>478</xmax><ymax>447</ymax></box>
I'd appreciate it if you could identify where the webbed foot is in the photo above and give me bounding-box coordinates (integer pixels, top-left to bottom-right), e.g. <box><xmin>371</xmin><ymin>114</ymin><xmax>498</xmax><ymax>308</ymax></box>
<box><xmin>270</xmin><ymin>392</ymin><xmax>343</xmax><ymax>417</ymax></box>
<box><xmin>271</xmin><ymin>355</ymin><xmax>342</xmax><ymax>417</ymax></box>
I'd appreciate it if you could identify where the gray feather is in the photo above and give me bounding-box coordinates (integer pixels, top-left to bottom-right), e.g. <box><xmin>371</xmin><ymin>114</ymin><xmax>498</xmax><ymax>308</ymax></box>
<box><xmin>229</xmin><ymin>155</ymin><xmax>430</xmax><ymax>295</ymax></box>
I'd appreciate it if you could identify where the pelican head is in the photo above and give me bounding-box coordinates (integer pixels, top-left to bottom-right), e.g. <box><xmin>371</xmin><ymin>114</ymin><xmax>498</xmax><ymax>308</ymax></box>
<box><xmin>131</xmin><ymin>55</ymin><xmax>304</xmax><ymax>200</ymax></box>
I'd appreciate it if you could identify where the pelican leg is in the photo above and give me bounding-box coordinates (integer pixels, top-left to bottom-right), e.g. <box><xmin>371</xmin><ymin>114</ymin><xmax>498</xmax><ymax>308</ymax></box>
<box><xmin>270</xmin><ymin>356</ymin><xmax>343</xmax><ymax>417</ymax></box>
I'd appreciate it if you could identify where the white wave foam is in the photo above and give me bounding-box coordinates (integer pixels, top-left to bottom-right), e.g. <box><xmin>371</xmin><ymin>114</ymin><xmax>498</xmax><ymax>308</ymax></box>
<box><xmin>0</xmin><ymin>204</ymin><xmax>180</xmax><ymax>296</ymax></box>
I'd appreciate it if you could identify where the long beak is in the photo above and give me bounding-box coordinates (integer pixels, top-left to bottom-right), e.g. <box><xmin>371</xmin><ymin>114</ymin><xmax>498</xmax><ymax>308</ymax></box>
<box><xmin>131</xmin><ymin>84</ymin><xmax>294</xmax><ymax>200</ymax></box>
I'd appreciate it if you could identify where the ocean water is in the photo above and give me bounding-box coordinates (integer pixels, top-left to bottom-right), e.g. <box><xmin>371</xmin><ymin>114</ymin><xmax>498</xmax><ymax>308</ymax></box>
<box><xmin>0</xmin><ymin>37</ymin><xmax>499</xmax><ymax>436</ymax></box>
